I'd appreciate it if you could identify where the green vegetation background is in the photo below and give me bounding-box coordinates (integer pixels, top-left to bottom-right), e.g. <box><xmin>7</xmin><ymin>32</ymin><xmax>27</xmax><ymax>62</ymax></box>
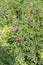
<box><xmin>0</xmin><ymin>0</ymin><xmax>43</xmax><ymax>65</ymax></box>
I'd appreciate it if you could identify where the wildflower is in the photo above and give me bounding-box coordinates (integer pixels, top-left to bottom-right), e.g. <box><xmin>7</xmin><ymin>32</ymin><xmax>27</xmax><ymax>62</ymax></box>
<box><xmin>17</xmin><ymin>37</ymin><xmax>23</xmax><ymax>43</ymax></box>
<box><xmin>15</xmin><ymin>28</ymin><xmax>19</xmax><ymax>32</ymax></box>
<box><xmin>30</xmin><ymin>9</ymin><xmax>33</xmax><ymax>14</ymax></box>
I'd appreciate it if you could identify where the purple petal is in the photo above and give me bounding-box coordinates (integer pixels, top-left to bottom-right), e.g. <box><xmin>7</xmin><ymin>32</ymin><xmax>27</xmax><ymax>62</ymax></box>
<box><xmin>15</xmin><ymin>28</ymin><xmax>19</xmax><ymax>32</ymax></box>
<box><xmin>17</xmin><ymin>38</ymin><xmax>23</xmax><ymax>43</ymax></box>
<box><xmin>30</xmin><ymin>9</ymin><xmax>33</xmax><ymax>14</ymax></box>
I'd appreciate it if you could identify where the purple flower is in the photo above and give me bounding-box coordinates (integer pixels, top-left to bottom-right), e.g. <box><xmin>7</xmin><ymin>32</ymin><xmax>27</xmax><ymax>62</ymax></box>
<box><xmin>30</xmin><ymin>9</ymin><xmax>33</xmax><ymax>14</ymax></box>
<box><xmin>15</xmin><ymin>28</ymin><xmax>19</xmax><ymax>32</ymax></box>
<box><xmin>17</xmin><ymin>38</ymin><xmax>23</xmax><ymax>43</ymax></box>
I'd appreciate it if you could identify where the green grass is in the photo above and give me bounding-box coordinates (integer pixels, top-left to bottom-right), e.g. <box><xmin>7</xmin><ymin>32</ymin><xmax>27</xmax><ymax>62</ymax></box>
<box><xmin>0</xmin><ymin>0</ymin><xmax>43</xmax><ymax>65</ymax></box>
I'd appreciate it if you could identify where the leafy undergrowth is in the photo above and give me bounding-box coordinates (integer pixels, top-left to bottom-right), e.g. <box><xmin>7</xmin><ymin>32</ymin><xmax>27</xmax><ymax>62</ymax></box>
<box><xmin>0</xmin><ymin>0</ymin><xmax>43</xmax><ymax>65</ymax></box>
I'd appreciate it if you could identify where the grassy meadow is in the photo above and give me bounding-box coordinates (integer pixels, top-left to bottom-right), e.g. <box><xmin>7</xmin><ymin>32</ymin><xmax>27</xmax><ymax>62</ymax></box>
<box><xmin>0</xmin><ymin>0</ymin><xmax>43</xmax><ymax>65</ymax></box>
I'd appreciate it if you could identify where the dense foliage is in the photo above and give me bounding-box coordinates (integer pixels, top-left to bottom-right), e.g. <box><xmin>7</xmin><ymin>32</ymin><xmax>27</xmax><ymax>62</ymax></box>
<box><xmin>0</xmin><ymin>0</ymin><xmax>43</xmax><ymax>65</ymax></box>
